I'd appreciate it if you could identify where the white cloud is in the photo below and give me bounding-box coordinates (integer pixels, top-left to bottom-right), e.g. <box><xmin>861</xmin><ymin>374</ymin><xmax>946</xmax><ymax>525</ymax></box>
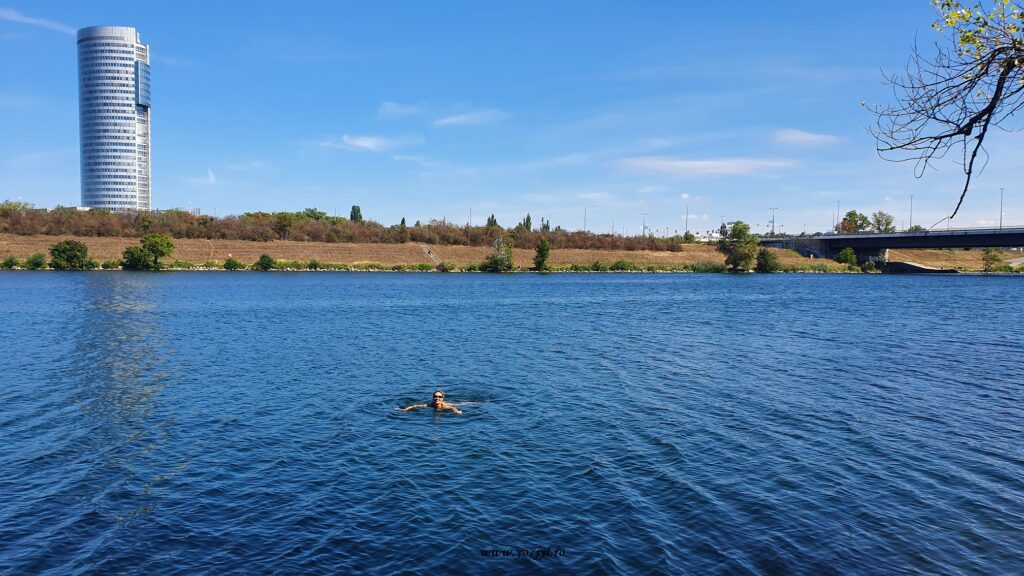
<box><xmin>434</xmin><ymin>109</ymin><xmax>507</xmax><ymax>127</ymax></box>
<box><xmin>621</xmin><ymin>156</ymin><xmax>795</xmax><ymax>176</ymax></box>
<box><xmin>680</xmin><ymin>192</ymin><xmax>690</xmax><ymax>200</ymax></box>
<box><xmin>774</xmin><ymin>129</ymin><xmax>844</xmax><ymax>146</ymax></box>
<box><xmin>229</xmin><ymin>160</ymin><xmax>269</xmax><ymax>171</ymax></box>
<box><xmin>0</xmin><ymin>8</ymin><xmax>74</xmax><ymax>35</ymax></box>
<box><xmin>635</xmin><ymin>185</ymin><xmax>668</xmax><ymax>194</ymax></box>
<box><xmin>392</xmin><ymin>154</ymin><xmax>436</xmax><ymax>167</ymax></box>
<box><xmin>185</xmin><ymin>168</ymin><xmax>217</xmax><ymax>185</ymax></box>
<box><xmin>579</xmin><ymin>192</ymin><xmax>613</xmax><ymax>201</ymax></box>
<box><xmin>320</xmin><ymin>134</ymin><xmax>420</xmax><ymax>152</ymax></box>
<box><xmin>378</xmin><ymin>101</ymin><xmax>420</xmax><ymax>117</ymax></box>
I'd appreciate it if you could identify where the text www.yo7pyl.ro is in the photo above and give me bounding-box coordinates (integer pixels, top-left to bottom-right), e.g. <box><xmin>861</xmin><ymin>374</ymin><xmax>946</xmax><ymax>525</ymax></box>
<box><xmin>480</xmin><ymin>546</ymin><xmax>566</xmax><ymax>560</ymax></box>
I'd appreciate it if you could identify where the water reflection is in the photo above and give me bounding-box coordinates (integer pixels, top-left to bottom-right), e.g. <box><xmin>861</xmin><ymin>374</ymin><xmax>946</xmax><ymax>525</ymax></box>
<box><xmin>64</xmin><ymin>274</ymin><xmax>182</xmax><ymax>527</ymax></box>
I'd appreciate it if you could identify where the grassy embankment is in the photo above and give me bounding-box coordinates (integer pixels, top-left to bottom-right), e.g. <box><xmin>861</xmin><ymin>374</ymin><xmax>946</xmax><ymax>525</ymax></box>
<box><xmin>887</xmin><ymin>248</ymin><xmax>1021</xmax><ymax>272</ymax></box>
<box><xmin>0</xmin><ymin>234</ymin><xmax>844</xmax><ymax>271</ymax></box>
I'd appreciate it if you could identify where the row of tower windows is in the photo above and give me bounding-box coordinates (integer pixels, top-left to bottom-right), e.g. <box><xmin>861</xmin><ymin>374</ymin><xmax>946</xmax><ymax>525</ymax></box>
<box><xmin>81</xmin><ymin>88</ymin><xmax>135</xmax><ymax>95</ymax></box>
<box><xmin>81</xmin><ymin>82</ymin><xmax>134</xmax><ymax>90</ymax></box>
<box><xmin>79</xmin><ymin>65</ymin><xmax>135</xmax><ymax>74</ymax></box>
<box><xmin>79</xmin><ymin>48</ymin><xmax>134</xmax><ymax>56</ymax></box>
<box><xmin>79</xmin><ymin>41</ymin><xmax>135</xmax><ymax>48</ymax></box>
<box><xmin>79</xmin><ymin>56</ymin><xmax>136</xmax><ymax>63</ymax></box>
<box><xmin>84</xmin><ymin>161</ymin><xmax>135</xmax><ymax>167</ymax></box>
<box><xmin>83</xmin><ymin>115</ymin><xmax>138</xmax><ymax>122</ymax></box>
<box><xmin>81</xmin><ymin>106</ymin><xmax>135</xmax><ymax>113</ymax></box>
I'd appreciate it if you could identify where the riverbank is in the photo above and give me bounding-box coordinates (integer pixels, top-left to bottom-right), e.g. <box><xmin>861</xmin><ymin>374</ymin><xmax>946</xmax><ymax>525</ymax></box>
<box><xmin>0</xmin><ymin>234</ymin><xmax>845</xmax><ymax>272</ymax></box>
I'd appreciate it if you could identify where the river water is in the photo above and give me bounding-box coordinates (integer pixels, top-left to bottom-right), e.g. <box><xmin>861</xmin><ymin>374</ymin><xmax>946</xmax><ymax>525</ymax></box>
<box><xmin>0</xmin><ymin>272</ymin><xmax>1021</xmax><ymax>574</ymax></box>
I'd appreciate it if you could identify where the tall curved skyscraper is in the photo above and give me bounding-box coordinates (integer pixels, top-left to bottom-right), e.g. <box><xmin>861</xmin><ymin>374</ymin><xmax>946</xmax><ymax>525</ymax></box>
<box><xmin>77</xmin><ymin>26</ymin><xmax>151</xmax><ymax>211</ymax></box>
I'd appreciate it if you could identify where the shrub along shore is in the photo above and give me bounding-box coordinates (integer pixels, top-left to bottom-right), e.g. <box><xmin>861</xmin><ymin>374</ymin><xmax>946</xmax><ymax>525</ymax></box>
<box><xmin>1</xmin><ymin>232</ymin><xmax>848</xmax><ymax>273</ymax></box>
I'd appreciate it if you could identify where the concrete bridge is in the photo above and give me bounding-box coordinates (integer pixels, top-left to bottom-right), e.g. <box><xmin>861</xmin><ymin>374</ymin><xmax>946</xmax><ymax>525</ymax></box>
<box><xmin>759</xmin><ymin>226</ymin><xmax>1024</xmax><ymax>259</ymax></box>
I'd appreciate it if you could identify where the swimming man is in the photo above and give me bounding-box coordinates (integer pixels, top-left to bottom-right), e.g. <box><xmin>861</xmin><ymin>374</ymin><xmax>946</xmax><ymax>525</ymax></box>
<box><xmin>401</xmin><ymin>389</ymin><xmax>463</xmax><ymax>414</ymax></box>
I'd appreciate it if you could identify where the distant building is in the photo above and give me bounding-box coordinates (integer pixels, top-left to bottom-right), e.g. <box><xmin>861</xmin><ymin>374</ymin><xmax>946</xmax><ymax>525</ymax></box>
<box><xmin>77</xmin><ymin>26</ymin><xmax>151</xmax><ymax>211</ymax></box>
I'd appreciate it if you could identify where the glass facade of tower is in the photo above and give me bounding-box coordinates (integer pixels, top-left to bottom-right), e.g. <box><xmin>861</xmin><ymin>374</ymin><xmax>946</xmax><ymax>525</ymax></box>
<box><xmin>78</xmin><ymin>26</ymin><xmax>151</xmax><ymax>211</ymax></box>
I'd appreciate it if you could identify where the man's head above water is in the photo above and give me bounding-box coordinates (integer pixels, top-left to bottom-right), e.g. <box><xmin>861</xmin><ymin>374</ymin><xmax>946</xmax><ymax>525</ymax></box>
<box><xmin>401</xmin><ymin>389</ymin><xmax>462</xmax><ymax>414</ymax></box>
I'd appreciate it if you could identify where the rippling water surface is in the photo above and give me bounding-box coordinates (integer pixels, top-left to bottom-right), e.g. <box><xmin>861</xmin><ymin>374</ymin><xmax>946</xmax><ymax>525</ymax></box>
<box><xmin>1</xmin><ymin>272</ymin><xmax>1022</xmax><ymax>574</ymax></box>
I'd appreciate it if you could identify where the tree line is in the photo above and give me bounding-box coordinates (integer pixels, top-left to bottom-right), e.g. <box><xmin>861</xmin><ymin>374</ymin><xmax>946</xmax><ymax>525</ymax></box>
<box><xmin>0</xmin><ymin>202</ymin><xmax>702</xmax><ymax>252</ymax></box>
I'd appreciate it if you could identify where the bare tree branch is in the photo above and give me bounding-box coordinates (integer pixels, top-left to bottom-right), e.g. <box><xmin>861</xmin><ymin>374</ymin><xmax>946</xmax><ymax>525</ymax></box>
<box><xmin>870</xmin><ymin>1</ymin><xmax>1024</xmax><ymax>221</ymax></box>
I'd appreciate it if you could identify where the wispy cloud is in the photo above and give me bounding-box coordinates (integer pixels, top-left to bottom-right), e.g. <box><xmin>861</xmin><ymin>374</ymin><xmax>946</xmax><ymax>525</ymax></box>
<box><xmin>0</xmin><ymin>8</ymin><xmax>74</xmax><ymax>35</ymax></box>
<box><xmin>185</xmin><ymin>168</ymin><xmax>217</xmax><ymax>185</ymax></box>
<box><xmin>680</xmin><ymin>192</ymin><xmax>690</xmax><ymax>200</ymax></box>
<box><xmin>434</xmin><ymin>109</ymin><xmax>507</xmax><ymax>127</ymax></box>
<box><xmin>229</xmin><ymin>160</ymin><xmax>269</xmax><ymax>172</ymax></box>
<box><xmin>579</xmin><ymin>192</ymin><xmax>613</xmax><ymax>202</ymax></box>
<box><xmin>3</xmin><ymin>148</ymin><xmax>75</xmax><ymax>167</ymax></box>
<box><xmin>378</xmin><ymin>101</ymin><xmax>420</xmax><ymax>117</ymax></box>
<box><xmin>152</xmin><ymin>54</ymin><xmax>192</xmax><ymax>68</ymax></box>
<box><xmin>620</xmin><ymin>156</ymin><xmax>795</xmax><ymax>176</ymax></box>
<box><xmin>1</xmin><ymin>93</ymin><xmax>46</xmax><ymax>109</ymax></box>
<box><xmin>392</xmin><ymin>154</ymin><xmax>438</xmax><ymax>167</ymax></box>
<box><xmin>319</xmin><ymin>134</ymin><xmax>421</xmax><ymax>152</ymax></box>
<box><xmin>773</xmin><ymin>129</ymin><xmax>844</xmax><ymax>146</ymax></box>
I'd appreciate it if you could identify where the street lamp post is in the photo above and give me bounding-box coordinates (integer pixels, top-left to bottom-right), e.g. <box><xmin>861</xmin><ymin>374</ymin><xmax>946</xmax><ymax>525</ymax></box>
<box><xmin>769</xmin><ymin>207</ymin><xmax>777</xmax><ymax>236</ymax></box>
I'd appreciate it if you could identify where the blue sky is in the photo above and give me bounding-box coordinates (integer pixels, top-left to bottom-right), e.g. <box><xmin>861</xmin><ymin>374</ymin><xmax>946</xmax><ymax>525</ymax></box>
<box><xmin>1</xmin><ymin>1</ymin><xmax>1021</xmax><ymax>234</ymax></box>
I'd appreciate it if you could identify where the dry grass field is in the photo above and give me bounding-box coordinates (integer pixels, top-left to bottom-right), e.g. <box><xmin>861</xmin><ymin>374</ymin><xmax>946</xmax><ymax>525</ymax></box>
<box><xmin>0</xmin><ymin>233</ymin><xmax>843</xmax><ymax>269</ymax></box>
<box><xmin>887</xmin><ymin>248</ymin><xmax>1020</xmax><ymax>271</ymax></box>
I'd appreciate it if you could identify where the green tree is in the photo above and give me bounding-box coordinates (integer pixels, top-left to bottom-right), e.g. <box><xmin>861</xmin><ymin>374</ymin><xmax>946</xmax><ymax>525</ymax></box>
<box><xmin>49</xmin><ymin>240</ymin><xmax>94</xmax><ymax>270</ymax></box>
<box><xmin>485</xmin><ymin>214</ymin><xmax>499</xmax><ymax>228</ymax></box>
<box><xmin>2</xmin><ymin>256</ymin><xmax>19</xmax><ymax>269</ymax></box>
<box><xmin>253</xmin><ymin>253</ymin><xmax>276</xmax><ymax>271</ymax></box>
<box><xmin>871</xmin><ymin>211</ymin><xmax>896</xmax><ymax>233</ymax></box>
<box><xmin>755</xmin><ymin>248</ymin><xmax>781</xmax><ymax>273</ymax></box>
<box><xmin>518</xmin><ymin>213</ymin><xmax>533</xmax><ymax>231</ymax></box>
<box><xmin>397</xmin><ymin>217</ymin><xmax>410</xmax><ymax>242</ymax></box>
<box><xmin>908</xmin><ymin>224</ymin><xmax>927</xmax><ymax>232</ymax></box>
<box><xmin>872</xmin><ymin>1</ymin><xmax>1024</xmax><ymax>220</ymax></box>
<box><xmin>682</xmin><ymin>230</ymin><xmax>696</xmax><ymax>244</ymax></box>
<box><xmin>24</xmin><ymin>252</ymin><xmax>47</xmax><ymax>270</ymax></box>
<box><xmin>301</xmin><ymin>207</ymin><xmax>327</xmax><ymax>220</ymax></box>
<box><xmin>480</xmin><ymin>237</ymin><xmax>514</xmax><ymax>272</ymax></box>
<box><xmin>274</xmin><ymin>212</ymin><xmax>295</xmax><ymax>240</ymax></box>
<box><xmin>350</xmin><ymin>205</ymin><xmax>363</xmax><ymax>222</ymax></box>
<box><xmin>982</xmin><ymin>247</ymin><xmax>1003</xmax><ymax>271</ymax></box>
<box><xmin>224</xmin><ymin>257</ymin><xmax>244</xmax><ymax>271</ymax></box>
<box><xmin>534</xmin><ymin>237</ymin><xmax>552</xmax><ymax>271</ymax></box>
<box><xmin>121</xmin><ymin>246</ymin><xmax>154</xmax><ymax>270</ymax></box>
<box><xmin>835</xmin><ymin>247</ymin><xmax>858</xmax><ymax>266</ymax></box>
<box><xmin>716</xmin><ymin>220</ymin><xmax>759</xmax><ymax>272</ymax></box>
<box><xmin>141</xmin><ymin>234</ymin><xmax>174</xmax><ymax>269</ymax></box>
<box><xmin>837</xmin><ymin>210</ymin><xmax>870</xmax><ymax>233</ymax></box>
<box><xmin>0</xmin><ymin>199</ymin><xmax>33</xmax><ymax>216</ymax></box>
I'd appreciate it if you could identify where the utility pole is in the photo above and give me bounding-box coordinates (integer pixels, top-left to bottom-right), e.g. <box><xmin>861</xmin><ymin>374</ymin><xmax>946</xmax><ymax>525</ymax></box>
<box><xmin>1000</xmin><ymin>187</ymin><xmax>1004</xmax><ymax>229</ymax></box>
<box><xmin>685</xmin><ymin>204</ymin><xmax>689</xmax><ymax>234</ymax></box>
<box><xmin>836</xmin><ymin>200</ymin><xmax>841</xmax><ymax>233</ymax></box>
<box><xmin>641</xmin><ymin>212</ymin><xmax>648</xmax><ymax>237</ymax></box>
<box><xmin>769</xmin><ymin>207</ymin><xmax>777</xmax><ymax>236</ymax></box>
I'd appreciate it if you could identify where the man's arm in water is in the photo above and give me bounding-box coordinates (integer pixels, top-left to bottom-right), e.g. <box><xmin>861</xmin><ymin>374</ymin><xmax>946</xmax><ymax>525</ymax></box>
<box><xmin>448</xmin><ymin>405</ymin><xmax>463</xmax><ymax>414</ymax></box>
<box><xmin>400</xmin><ymin>404</ymin><xmax>428</xmax><ymax>411</ymax></box>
